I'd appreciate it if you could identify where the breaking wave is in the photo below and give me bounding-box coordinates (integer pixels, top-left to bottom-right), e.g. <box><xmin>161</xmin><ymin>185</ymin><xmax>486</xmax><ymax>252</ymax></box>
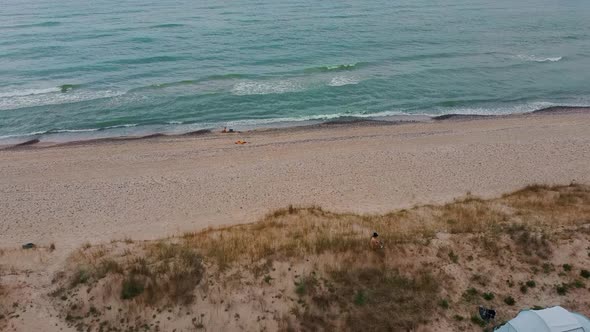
<box><xmin>517</xmin><ymin>54</ymin><xmax>563</xmax><ymax>62</ymax></box>
<box><xmin>0</xmin><ymin>84</ymin><xmax>81</xmax><ymax>99</ymax></box>
<box><xmin>0</xmin><ymin>87</ymin><xmax>61</xmax><ymax>99</ymax></box>
<box><xmin>328</xmin><ymin>76</ymin><xmax>360</xmax><ymax>87</ymax></box>
<box><xmin>141</xmin><ymin>74</ymin><xmax>249</xmax><ymax>90</ymax></box>
<box><xmin>231</xmin><ymin>80</ymin><xmax>305</xmax><ymax>96</ymax></box>
<box><xmin>0</xmin><ymin>88</ymin><xmax>124</xmax><ymax>111</ymax></box>
<box><xmin>305</xmin><ymin>62</ymin><xmax>367</xmax><ymax>73</ymax></box>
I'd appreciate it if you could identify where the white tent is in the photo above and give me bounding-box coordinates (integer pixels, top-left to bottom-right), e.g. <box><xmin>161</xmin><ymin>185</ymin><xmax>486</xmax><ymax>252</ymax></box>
<box><xmin>495</xmin><ymin>306</ymin><xmax>590</xmax><ymax>332</ymax></box>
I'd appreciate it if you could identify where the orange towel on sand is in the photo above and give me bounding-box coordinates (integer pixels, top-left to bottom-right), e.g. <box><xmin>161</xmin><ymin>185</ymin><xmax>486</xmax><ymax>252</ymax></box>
<box><xmin>235</xmin><ymin>140</ymin><xmax>247</xmax><ymax>144</ymax></box>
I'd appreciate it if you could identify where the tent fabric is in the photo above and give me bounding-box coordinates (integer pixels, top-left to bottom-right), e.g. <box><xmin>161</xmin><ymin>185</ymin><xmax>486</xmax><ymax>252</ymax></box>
<box><xmin>573</xmin><ymin>313</ymin><xmax>590</xmax><ymax>331</ymax></box>
<box><xmin>495</xmin><ymin>306</ymin><xmax>590</xmax><ymax>332</ymax></box>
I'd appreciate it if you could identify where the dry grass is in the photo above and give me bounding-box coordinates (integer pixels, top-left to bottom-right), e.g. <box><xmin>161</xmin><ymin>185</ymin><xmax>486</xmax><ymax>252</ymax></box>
<box><xmin>325</xmin><ymin>267</ymin><xmax>439</xmax><ymax>331</ymax></box>
<box><xmin>65</xmin><ymin>242</ymin><xmax>204</xmax><ymax>305</ymax></box>
<box><xmin>0</xmin><ymin>267</ymin><xmax>8</xmax><ymax>327</ymax></box>
<box><xmin>180</xmin><ymin>184</ymin><xmax>589</xmax><ymax>270</ymax></box>
<box><xmin>52</xmin><ymin>184</ymin><xmax>590</xmax><ymax>331</ymax></box>
<box><xmin>51</xmin><ymin>242</ymin><xmax>205</xmax><ymax>331</ymax></box>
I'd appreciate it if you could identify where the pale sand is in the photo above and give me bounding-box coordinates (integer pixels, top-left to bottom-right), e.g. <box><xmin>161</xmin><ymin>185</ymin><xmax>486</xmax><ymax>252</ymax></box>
<box><xmin>1</xmin><ymin>110</ymin><xmax>589</xmax><ymax>249</ymax></box>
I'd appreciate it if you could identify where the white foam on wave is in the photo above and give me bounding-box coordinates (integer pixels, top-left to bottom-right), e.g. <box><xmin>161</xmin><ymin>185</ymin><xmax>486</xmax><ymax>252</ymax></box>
<box><xmin>0</xmin><ymin>87</ymin><xmax>61</xmax><ymax>99</ymax></box>
<box><xmin>222</xmin><ymin>110</ymin><xmax>408</xmax><ymax>127</ymax></box>
<box><xmin>0</xmin><ymin>89</ymin><xmax>125</xmax><ymax>111</ymax></box>
<box><xmin>46</xmin><ymin>124</ymin><xmax>138</xmax><ymax>134</ymax></box>
<box><xmin>422</xmin><ymin>101</ymin><xmax>558</xmax><ymax>117</ymax></box>
<box><xmin>0</xmin><ymin>123</ymin><xmax>140</xmax><ymax>141</ymax></box>
<box><xmin>517</xmin><ymin>54</ymin><xmax>563</xmax><ymax>62</ymax></box>
<box><xmin>51</xmin><ymin>128</ymin><xmax>101</xmax><ymax>133</ymax></box>
<box><xmin>231</xmin><ymin>80</ymin><xmax>305</xmax><ymax>96</ymax></box>
<box><xmin>328</xmin><ymin>76</ymin><xmax>360</xmax><ymax>87</ymax></box>
<box><xmin>104</xmin><ymin>124</ymin><xmax>138</xmax><ymax>129</ymax></box>
<box><xmin>324</xmin><ymin>63</ymin><xmax>358</xmax><ymax>71</ymax></box>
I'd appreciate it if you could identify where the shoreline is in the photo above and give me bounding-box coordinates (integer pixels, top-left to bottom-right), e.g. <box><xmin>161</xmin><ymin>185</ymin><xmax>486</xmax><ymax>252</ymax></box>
<box><xmin>1</xmin><ymin>109</ymin><xmax>589</xmax><ymax>249</ymax></box>
<box><xmin>1</xmin><ymin>105</ymin><xmax>588</xmax><ymax>150</ymax></box>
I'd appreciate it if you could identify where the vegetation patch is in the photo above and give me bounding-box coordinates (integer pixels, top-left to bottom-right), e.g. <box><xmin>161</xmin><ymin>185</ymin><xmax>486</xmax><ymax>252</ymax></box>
<box><xmin>556</xmin><ymin>284</ymin><xmax>569</xmax><ymax>296</ymax></box>
<box><xmin>49</xmin><ymin>184</ymin><xmax>590</xmax><ymax>331</ymax></box>
<box><xmin>300</xmin><ymin>267</ymin><xmax>442</xmax><ymax>331</ymax></box>
<box><xmin>504</xmin><ymin>296</ymin><xmax>516</xmax><ymax>306</ymax></box>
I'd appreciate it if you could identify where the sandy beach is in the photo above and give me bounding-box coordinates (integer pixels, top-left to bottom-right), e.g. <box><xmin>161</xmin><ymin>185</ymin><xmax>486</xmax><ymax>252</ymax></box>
<box><xmin>1</xmin><ymin>109</ymin><xmax>589</xmax><ymax>249</ymax></box>
<box><xmin>1</xmin><ymin>109</ymin><xmax>590</xmax><ymax>332</ymax></box>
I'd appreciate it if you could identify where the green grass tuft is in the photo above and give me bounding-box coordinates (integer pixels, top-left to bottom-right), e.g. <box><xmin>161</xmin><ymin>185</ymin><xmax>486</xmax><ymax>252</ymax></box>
<box><xmin>504</xmin><ymin>296</ymin><xmax>516</xmax><ymax>306</ymax></box>
<box><xmin>121</xmin><ymin>276</ymin><xmax>144</xmax><ymax>300</ymax></box>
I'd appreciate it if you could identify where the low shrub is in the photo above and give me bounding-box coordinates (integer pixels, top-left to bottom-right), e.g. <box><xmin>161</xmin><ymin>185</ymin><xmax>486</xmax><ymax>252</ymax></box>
<box><xmin>448</xmin><ymin>251</ymin><xmax>459</xmax><ymax>263</ymax></box>
<box><xmin>354</xmin><ymin>290</ymin><xmax>367</xmax><ymax>306</ymax></box>
<box><xmin>556</xmin><ymin>284</ymin><xmax>568</xmax><ymax>296</ymax></box>
<box><xmin>462</xmin><ymin>287</ymin><xmax>479</xmax><ymax>302</ymax></box>
<box><xmin>471</xmin><ymin>315</ymin><xmax>486</xmax><ymax>327</ymax></box>
<box><xmin>121</xmin><ymin>276</ymin><xmax>144</xmax><ymax>300</ymax></box>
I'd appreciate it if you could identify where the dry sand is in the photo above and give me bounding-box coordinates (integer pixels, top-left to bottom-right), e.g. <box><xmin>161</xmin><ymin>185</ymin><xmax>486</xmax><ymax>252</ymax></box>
<box><xmin>1</xmin><ymin>109</ymin><xmax>590</xmax><ymax>332</ymax></box>
<box><xmin>1</xmin><ymin>110</ymin><xmax>590</xmax><ymax>250</ymax></box>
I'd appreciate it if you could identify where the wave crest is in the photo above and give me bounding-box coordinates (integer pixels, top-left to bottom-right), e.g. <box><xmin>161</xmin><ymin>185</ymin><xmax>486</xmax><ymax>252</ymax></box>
<box><xmin>109</xmin><ymin>55</ymin><xmax>185</xmax><ymax>65</ymax></box>
<box><xmin>150</xmin><ymin>23</ymin><xmax>185</xmax><ymax>28</ymax></box>
<box><xmin>0</xmin><ymin>87</ymin><xmax>60</xmax><ymax>99</ymax></box>
<box><xmin>2</xmin><ymin>21</ymin><xmax>61</xmax><ymax>29</ymax></box>
<box><xmin>328</xmin><ymin>76</ymin><xmax>360</xmax><ymax>87</ymax></box>
<box><xmin>231</xmin><ymin>80</ymin><xmax>304</xmax><ymax>96</ymax></box>
<box><xmin>143</xmin><ymin>74</ymin><xmax>248</xmax><ymax>90</ymax></box>
<box><xmin>60</xmin><ymin>84</ymin><xmax>80</xmax><ymax>92</ymax></box>
<box><xmin>517</xmin><ymin>54</ymin><xmax>563</xmax><ymax>62</ymax></box>
<box><xmin>0</xmin><ymin>88</ymin><xmax>124</xmax><ymax>111</ymax></box>
<box><xmin>0</xmin><ymin>84</ymin><xmax>81</xmax><ymax>99</ymax></box>
<box><xmin>305</xmin><ymin>62</ymin><xmax>367</xmax><ymax>73</ymax></box>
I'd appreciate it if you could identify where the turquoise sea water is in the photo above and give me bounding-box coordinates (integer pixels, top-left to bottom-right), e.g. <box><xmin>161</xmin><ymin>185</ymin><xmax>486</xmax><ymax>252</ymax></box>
<box><xmin>1</xmin><ymin>0</ymin><xmax>589</xmax><ymax>143</ymax></box>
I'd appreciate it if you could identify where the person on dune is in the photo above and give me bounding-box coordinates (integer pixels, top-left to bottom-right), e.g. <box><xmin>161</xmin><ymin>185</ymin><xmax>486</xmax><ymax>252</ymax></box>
<box><xmin>370</xmin><ymin>232</ymin><xmax>384</xmax><ymax>250</ymax></box>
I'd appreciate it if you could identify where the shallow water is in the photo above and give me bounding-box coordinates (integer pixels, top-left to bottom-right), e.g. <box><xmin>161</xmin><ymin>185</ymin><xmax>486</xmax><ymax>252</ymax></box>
<box><xmin>1</xmin><ymin>0</ymin><xmax>589</xmax><ymax>142</ymax></box>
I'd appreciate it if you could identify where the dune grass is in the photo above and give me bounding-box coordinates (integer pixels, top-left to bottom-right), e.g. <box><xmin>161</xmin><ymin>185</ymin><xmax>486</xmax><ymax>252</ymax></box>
<box><xmin>54</xmin><ymin>183</ymin><xmax>590</xmax><ymax>331</ymax></box>
<box><xmin>180</xmin><ymin>183</ymin><xmax>589</xmax><ymax>270</ymax></box>
<box><xmin>64</xmin><ymin>242</ymin><xmax>204</xmax><ymax>306</ymax></box>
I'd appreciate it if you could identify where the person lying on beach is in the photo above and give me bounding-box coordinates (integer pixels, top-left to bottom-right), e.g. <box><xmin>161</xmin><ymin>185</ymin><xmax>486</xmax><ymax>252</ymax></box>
<box><xmin>370</xmin><ymin>232</ymin><xmax>384</xmax><ymax>250</ymax></box>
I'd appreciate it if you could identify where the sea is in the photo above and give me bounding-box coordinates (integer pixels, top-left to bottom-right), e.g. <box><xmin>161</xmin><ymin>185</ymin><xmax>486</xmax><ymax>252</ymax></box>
<box><xmin>1</xmin><ymin>0</ymin><xmax>589</xmax><ymax>144</ymax></box>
